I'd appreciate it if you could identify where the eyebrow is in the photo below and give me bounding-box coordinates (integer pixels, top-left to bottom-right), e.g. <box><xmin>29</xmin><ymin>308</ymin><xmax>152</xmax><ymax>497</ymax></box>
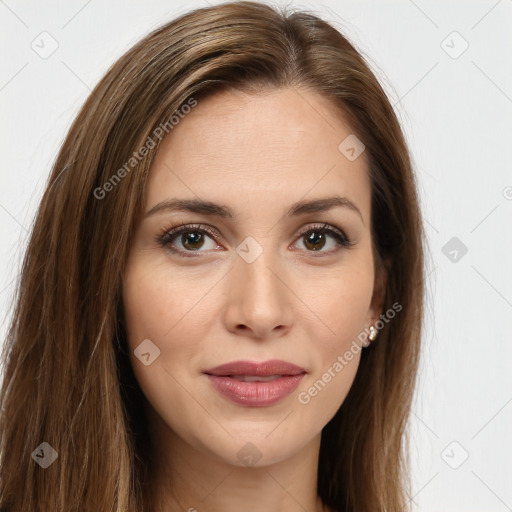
<box><xmin>144</xmin><ymin>195</ymin><xmax>364</xmax><ymax>224</ymax></box>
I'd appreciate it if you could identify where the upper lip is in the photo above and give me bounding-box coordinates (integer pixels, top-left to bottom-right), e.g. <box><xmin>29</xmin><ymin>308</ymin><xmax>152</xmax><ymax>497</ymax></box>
<box><xmin>204</xmin><ymin>359</ymin><xmax>306</xmax><ymax>377</ymax></box>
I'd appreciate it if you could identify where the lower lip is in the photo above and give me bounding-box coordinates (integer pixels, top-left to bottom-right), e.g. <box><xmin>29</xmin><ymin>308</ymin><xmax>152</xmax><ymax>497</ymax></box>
<box><xmin>205</xmin><ymin>373</ymin><xmax>305</xmax><ymax>407</ymax></box>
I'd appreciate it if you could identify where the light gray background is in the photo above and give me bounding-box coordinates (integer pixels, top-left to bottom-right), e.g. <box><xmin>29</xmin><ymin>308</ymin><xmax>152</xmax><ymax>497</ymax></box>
<box><xmin>1</xmin><ymin>1</ymin><xmax>511</xmax><ymax>510</ymax></box>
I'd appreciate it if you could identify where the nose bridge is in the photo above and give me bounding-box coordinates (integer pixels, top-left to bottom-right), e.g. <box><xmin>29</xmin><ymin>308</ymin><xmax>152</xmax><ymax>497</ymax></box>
<box><xmin>236</xmin><ymin>237</ymin><xmax>284</xmax><ymax>303</ymax></box>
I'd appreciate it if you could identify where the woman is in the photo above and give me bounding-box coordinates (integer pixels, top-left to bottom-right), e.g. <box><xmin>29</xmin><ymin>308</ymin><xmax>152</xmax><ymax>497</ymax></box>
<box><xmin>0</xmin><ymin>1</ymin><xmax>426</xmax><ymax>511</ymax></box>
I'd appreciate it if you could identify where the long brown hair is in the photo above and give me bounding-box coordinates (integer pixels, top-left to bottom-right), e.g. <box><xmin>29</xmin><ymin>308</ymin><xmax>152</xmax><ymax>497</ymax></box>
<box><xmin>0</xmin><ymin>2</ymin><xmax>426</xmax><ymax>510</ymax></box>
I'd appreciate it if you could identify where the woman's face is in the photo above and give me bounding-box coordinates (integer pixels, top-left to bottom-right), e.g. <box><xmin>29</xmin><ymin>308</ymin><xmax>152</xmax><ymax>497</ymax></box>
<box><xmin>122</xmin><ymin>87</ymin><xmax>384</xmax><ymax>468</ymax></box>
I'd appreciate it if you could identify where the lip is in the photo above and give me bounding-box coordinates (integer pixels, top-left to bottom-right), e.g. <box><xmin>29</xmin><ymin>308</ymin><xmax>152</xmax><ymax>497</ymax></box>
<box><xmin>204</xmin><ymin>359</ymin><xmax>306</xmax><ymax>377</ymax></box>
<box><xmin>203</xmin><ymin>359</ymin><xmax>307</xmax><ymax>407</ymax></box>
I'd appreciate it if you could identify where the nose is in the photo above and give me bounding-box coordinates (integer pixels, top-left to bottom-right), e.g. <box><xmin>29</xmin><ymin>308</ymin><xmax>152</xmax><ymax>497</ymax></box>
<box><xmin>222</xmin><ymin>245</ymin><xmax>293</xmax><ymax>340</ymax></box>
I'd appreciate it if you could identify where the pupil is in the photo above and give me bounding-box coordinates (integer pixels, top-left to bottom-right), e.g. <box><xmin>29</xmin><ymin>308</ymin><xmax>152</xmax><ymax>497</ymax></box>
<box><xmin>304</xmin><ymin>231</ymin><xmax>325</xmax><ymax>251</ymax></box>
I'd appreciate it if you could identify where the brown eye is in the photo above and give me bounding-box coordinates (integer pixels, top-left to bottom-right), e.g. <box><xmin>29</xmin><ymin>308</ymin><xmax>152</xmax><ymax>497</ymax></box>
<box><xmin>157</xmin><ymin>224</ymin><xmax>221</xmax><ymax>257</ymax></box>
<box><xmin>302</xmin><ymin>230</ymin><xmax>328</xmax><ymax>251</ymax></box>
<box><xmin>179</xmin><ymin>231</ymin><xmax>206</xmax><ymax>251</ymax></box>
<box><xmin>295</xmin><ymin>224</ymin><xmax>352</xmax><ymax>255</ymax></box>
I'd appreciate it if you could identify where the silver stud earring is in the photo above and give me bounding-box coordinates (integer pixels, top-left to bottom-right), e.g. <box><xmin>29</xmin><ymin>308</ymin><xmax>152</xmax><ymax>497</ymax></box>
<box><xmin>368</xmin><ymin>325</ymin><xmax>378</xmax><ymax>341</ymax></box>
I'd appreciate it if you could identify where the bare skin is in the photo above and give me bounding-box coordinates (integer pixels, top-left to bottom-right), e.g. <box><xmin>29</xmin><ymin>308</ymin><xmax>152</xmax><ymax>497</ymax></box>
<box><xmin>122</xmin><ymin>86</ymin><xmax>385</xmax><ymax>512</ymax></box>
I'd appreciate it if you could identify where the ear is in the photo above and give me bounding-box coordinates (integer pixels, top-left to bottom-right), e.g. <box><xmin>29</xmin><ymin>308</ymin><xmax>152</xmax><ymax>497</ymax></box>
<box><xmin>365</xmin><ymin>257</ymin><xmax>389</xmax><ymax>331</ymax></box>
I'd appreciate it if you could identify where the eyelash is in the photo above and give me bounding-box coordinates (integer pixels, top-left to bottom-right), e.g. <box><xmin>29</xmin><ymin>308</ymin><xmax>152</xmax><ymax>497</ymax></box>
<box><xmin>155</xmin><ymin>222</ymin><xmax>354</xmax><ymax>258</ymax></box>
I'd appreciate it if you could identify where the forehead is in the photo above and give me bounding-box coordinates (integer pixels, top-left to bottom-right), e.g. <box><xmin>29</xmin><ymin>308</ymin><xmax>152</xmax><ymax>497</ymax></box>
<box><xmin>145</xmin><ymin>87</ymin><xmax>371</xmax><ymax>223</ymax></box>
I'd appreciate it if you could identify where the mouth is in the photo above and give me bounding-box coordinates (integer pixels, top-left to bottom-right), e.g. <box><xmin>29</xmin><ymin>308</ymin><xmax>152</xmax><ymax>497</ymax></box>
<box><xmin>203</xmin><ymin>360</ymin><xmax>307</xmax><ymax>407</ymax></box>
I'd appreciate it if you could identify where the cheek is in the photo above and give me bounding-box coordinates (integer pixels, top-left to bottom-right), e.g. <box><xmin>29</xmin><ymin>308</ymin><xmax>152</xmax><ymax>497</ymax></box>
<box><xmin>304</xmin><ymin>263</ymin><xmax>374</xmax><ymax>347</ymax></box>
<box><xmin>122</xmin><ymin>258</ymin><xmax>212</xmax><ymax>350</ymax></box>
<box><xmin>294</xmin><ymin>266</ymin><xmax>373</xmax><ymax>418</ymax></box>
<box><xmin>121</xmin><ymin>259</ymin><xmax>210</xmax><ymax>426</ymax></box>
<box><xmin>123</xmin><ymin>265</ymin><xmax>169</xmax><ymax>348</ymax></box>
<box><xmin>121</xmin><ymin>256</ymin><xmax>223</xmax><ymax>410</ymax></box>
